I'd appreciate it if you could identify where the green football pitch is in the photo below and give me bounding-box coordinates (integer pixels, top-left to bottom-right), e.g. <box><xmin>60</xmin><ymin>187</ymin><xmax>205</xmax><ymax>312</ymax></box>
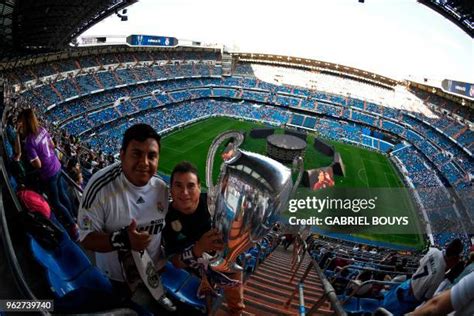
<box><xmin>159</xmin><ymin>117</ymin><xmax>426</xmax><ymax>250</ymax></box>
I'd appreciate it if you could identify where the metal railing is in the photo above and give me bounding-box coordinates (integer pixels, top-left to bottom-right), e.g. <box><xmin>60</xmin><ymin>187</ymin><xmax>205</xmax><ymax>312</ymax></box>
<box><xmin>285</xmin><ymin>234</ymin><xmax>347</xmax><ymax>316</ymax></box>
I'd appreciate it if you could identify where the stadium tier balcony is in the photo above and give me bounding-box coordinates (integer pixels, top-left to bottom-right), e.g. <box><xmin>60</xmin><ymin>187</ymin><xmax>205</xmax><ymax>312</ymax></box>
<box><xmin>96</xmin><ymin>71</ymin><xmax>118</xmax><ymax>87</ymax></box>
<box><xmin>366</xmin><ymin>102</ymin><xmax>382</xmax><ymax>114</ymax></box>
<box><xmin>116</xmin><ymin>100</ymin><xmax>137</xmax><ymax>115</ymax></box>
<box><xmin>382</xmin><ymin>107</ymin><xmax>399</xmax><ymax>119</ymax></box>
<box><xmin>36</xmin><ymin>64</ymin><xmax>58</xmax><ymax>78</ymax></box>
<box><xmin>330</xmin><ymin>95</ymin><xmax>346</xmax><ymax>106</ymax></box>
<box><xmin>12</xmin><ymin>56</ymin><xmax>471</xmax><ymax>209</ymax></box>
<box><xmin>63</xmin><ymin>118</ymin><xmax>93</xmax><ymax>135</ymax></box>
<box><xmin>81</xmin><ymin>100</ymin><xmax>289</xmax><ymax>154</ymax></box>
<box><xmin>241</xmin><ymin>90</ymin><xmax>268</xmax><ymax>102</ymax></box>
<box><xmin>53</xmin><ymin>79</ymin><xmax>78</xmax><ymax>100</ymax></box>
<box><xmin>457</xmin><ymin>130</ymin><xmax>474</xmax><ymax>147</ymax></box>
<box><xmin>76</xmin><ymin>74</ymin><xmax>101</xmax><ymax>92</ymax></box>
<box><xmin>351</xmin><ymin>111</ymin><xmax>377</xmax><ymax>126</ymax></box>
<box><xmin>410</xmin><ymin>87</ymin><xmax>473</xmax><ymax>122</ymax></box>
<box><xmin>317</xmin><ymin>103</ymin><xmax>340</xmax><ymax>117</ymax></box>
<box><xmin>79</xmin><ymin>56</ymin><xmax>99</xmax><ymax>68</ymax></box>
<box><xmin>382</xmin><ymin>120</ymin><xmax>404</xmax><ymax>135</ymax></box>
<box><xmin>233</xmin><ymin>63</ymin><xmax>254</xmax><ymax>76</ymax></box>
<box><xmin>275</xmin><ymin>95</ymin><xmax>299</xmax><ymax>107</ymax></box>
<box><xmin>299</xmin><ymin>99</ymin><xmax>316</xmax><ymax>110</ymax></box>
<box><xmin>290</xmin><ymin>114</ymin><xmax>304</xmax><ymax>125</ymax></box>
<box><xmin>134</xmin><ymin>97</ymin><xmax>155</xmax><ymax>111</ymax></box>
<box><xmin>347</xmin><ymin>98</ymin><xmax>364</xmax><ymax>109</ymax></box>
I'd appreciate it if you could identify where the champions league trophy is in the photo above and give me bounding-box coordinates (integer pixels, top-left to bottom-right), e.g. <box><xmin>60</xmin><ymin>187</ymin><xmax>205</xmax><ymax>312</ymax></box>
<box><xmin>206</xmin><ymin>131</ymin><xmax>304</xmax><ymax>273</ymax></box>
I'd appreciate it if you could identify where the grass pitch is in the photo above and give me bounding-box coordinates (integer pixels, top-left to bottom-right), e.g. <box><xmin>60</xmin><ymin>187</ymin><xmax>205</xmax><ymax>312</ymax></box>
<box><xmin>160</xmin><ymin>117</ymin><xmax>425</xmax><ymax>250</ymax></box>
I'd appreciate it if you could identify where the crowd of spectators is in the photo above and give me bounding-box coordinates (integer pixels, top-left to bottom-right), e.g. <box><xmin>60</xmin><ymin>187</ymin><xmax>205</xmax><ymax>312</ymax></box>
<box><xmin>4</xmin><ymin>53</ymin><xmax>472</xmax><ymax>258</ymax></box>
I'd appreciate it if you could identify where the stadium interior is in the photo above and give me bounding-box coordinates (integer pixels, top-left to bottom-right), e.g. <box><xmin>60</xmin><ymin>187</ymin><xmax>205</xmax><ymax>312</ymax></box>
<box><xmin>0</xmin><ymin>0</ymin><xmax>473</xmax><ymax>315</ymax></box>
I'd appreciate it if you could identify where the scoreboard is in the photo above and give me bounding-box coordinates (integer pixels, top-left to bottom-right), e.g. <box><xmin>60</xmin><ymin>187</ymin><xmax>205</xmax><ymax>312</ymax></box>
<box><xmin>126</xmin><ymin>35</ymin><xmax>178</xmax><ymax>47</ymax></box>
<box><xmin>441</xmin><ymin>79</ymin><xmax>474</xmax><ymax>100</ymax></box>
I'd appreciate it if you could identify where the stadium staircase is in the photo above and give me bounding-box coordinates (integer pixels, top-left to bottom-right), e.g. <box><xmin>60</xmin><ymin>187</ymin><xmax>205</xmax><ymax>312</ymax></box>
<box><xmin>92</xmin><ymin>73</ymin><xmax>105</xmax><ymax>89</ymax></box>
<box><xmin>216</xmin><ymin>245</ymin><xmax>334</xmax><ymax>315</ymax></box>
<box><xmin>454</xmin><ymin>126</ymin><xmax>468</xmax><ymax>139</ymax></box>
<box><xmin>50</xmin><ymin>83</ymin><xmax>64</xmax><ymax>101</ymax></box>
<box><xmin>111</xmin><ymin>70</ymin><xmax>124</xmax><ymax>84</ymax></box>
<box><xmin>28</xmin><ymin>68</ymin><xmax>38</xmax><ymax>80</ymax></box>
<box><xmin>71</xmin><ymin>77</ymin><xmax>82</xmax><ymax>95</ymax></box>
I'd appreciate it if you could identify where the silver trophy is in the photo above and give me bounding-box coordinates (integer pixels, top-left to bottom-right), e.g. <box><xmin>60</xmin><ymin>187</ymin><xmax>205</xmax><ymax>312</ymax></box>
<box><xmin>206</xmin><ymin>131</ymin><xmax>304</xmax><ymax>272</ymax></box>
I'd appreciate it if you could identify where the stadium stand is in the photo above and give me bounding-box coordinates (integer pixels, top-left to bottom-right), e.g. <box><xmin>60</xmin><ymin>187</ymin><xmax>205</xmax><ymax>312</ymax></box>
<box><xmin>1</xmin><ymin>2</ymin><xmax>473</xmax><ymax>312</ymax></box>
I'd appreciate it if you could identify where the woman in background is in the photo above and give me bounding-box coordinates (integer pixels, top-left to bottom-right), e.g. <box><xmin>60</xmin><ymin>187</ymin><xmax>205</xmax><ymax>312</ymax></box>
<box><xmin>17</xmin><ymin>108</ymin><xmax>78</xmax><ymax>240</ymax></box>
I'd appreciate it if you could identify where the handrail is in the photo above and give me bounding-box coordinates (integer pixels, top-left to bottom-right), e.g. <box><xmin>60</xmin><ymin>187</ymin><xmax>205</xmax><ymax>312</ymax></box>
<box><xmin>61</xmin><ymin>168</ymin><xmax>83</xmax><ymax>195</ymax></box>
<box><xmin>55</xmin><ymin>147</ymin><xmax>84</xmax><ymax>198</ymax></box>
<box><xmin>309</xmin><ymin>252</ymin><xmax>347</xmax><ymax>316</ymax></box>
<box><xmin>289</xmin><ymin>237</ymin><xmax>307</xmax><ymax>283</ymax></box>
<box><xmin>286</xmin><ymin>234</ymin><xmax>347</xmax><ymax>316</ymax></box>
<box><xmin>298</xmin><ymin>282</ymin><xmax>305</xmax><ymax>316</ymax></box>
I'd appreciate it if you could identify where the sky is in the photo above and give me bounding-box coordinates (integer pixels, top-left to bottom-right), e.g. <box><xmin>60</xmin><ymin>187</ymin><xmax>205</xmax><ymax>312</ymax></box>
<box><xmin>82</xmin><ymin>0</ymin><xmax>474</xmax><ymax>83</ymax></box>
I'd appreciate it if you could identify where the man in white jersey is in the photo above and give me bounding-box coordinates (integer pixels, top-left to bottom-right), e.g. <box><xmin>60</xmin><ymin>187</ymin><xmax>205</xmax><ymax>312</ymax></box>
<box><xmin>382</xmin><ymin>238</ymin><xmax>463</xmax><ymax>316</ymax></box>
<box><xmin>77</xmin><ymin>124</ymin><xmax>176</xmax><ymax>312</ymax></box>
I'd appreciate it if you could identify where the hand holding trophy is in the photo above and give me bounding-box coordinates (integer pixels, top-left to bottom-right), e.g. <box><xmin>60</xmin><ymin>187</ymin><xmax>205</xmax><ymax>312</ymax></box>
<box><xmin>205</xmin><ymin>131</ymin><xmax>304</xmax><ymax>272</ymax></box>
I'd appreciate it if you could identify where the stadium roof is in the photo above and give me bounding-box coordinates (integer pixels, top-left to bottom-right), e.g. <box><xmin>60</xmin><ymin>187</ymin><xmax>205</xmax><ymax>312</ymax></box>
<box><xmin>418</xmin><ymin>0</ymin><xmax>474</xmax><ymax>38</ymax></box>
<box><xmin>0</xmin><ymin>0</ymin><xmax>136</xmax><ymax>60</ymax></box>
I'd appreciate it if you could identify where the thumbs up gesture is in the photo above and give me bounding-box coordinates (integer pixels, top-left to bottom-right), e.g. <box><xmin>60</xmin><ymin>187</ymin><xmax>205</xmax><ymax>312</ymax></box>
<box><xmin>127</xmin><ymin>219</ymin><xmax>151</xmax><ymax>251</ymax></box>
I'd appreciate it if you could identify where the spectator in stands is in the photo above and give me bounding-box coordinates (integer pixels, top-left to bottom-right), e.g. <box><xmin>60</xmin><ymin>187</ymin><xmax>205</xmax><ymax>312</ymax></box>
<box><xmin>395</xmin><ymin>258</ymin><xmax>409</xmax><ymax>274</ymax></box>
<box><xmin>81</xmin><ymin>152</ymin><xmax>95</xmax><ymax>175</ymax></box>
<box><xmin>4</xmin><ymin>115</ymin><xmax>26</xmax><ymax>188</ymax></box>
<box><xmin>272</xmin><ymin>222</ymin><xmax>281</xmax><ymax>233</ymax></box>
<box><xmin>77</xmin><ymin>124</ymin><xmax>176</xmax><ymax>312</ymax></box>
<box><xmin>107</xmin><ymin>154</ymin><xmax>115</xmax><ymax>165</ymax></box>
<box><xmin>433</xmin><ymin>260</ymin><xmax>465</xmax><ymax>295</ymax></box>
<box><xmin>454</xmin><ymin>251</ymin><xmax>474</xmax><ymax>283</ymax></box>
<box><xmin>163</xmin><ymin>161</ymin><xmax>244</xmax><ymax>316</ymax></box>
<box><xmin>5</xmin><ymin>115</ymin><xmax>22</xmax><ymax>163</ymax></box>
<box><xmin>66</xmin><ymin>158</ymin><xmax>83</xmax><ymax>187</ymax></box>
<box><xmin>409</xmin><ymin>271</ymin><xmax>474</xmax><ymax>316</ymax></box>
<box><xmin>382</xmin><ymin>238</ymin><xmax>464</xmax><ymax>316</ymax></box>
<box><xmin>282</xmin><ymin>233</ymin><xmax>295</xmax><ymax>250</ymax></box>
<box><xmin>347</xmin><ymin>270</ymin><xmax>373</xmax><ymax>297</ymax></box>
<box><xmin>319</xmin><ymin>247</ymin><xmax>335</xmax><ymax>268</ymax></box>
<box><xmin>17</xmin><ymin>108</ymin><xmax>77</xmax><ymax>239</ymax></box>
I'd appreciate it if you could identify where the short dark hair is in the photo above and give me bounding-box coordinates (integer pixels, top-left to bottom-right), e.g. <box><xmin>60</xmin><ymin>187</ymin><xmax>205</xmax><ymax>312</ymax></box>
<box><xmin>121</xmin><ymin>124</ymin><xmax>161</xmax><ymax>152</ymax></box>
<box><xmin>170</xmin><ymin>161</ymin><xmax>200</xmax><ymax>186</ymax></box>
<box><xmin>445</xmin><ymin>238</ymin><xmax>463</xmax><ymax>258</ymax></box>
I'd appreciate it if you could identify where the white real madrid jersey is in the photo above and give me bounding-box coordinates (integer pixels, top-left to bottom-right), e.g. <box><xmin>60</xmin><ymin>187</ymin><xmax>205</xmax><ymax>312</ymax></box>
<box><xmin>411</xmin><ymin>247</ymin><xmax>446</xmax><ymax>301</ymax></box>
<box><xmin>78</xmin><ymin>162</ymin><xmax>169</xmax><ymax>281</ymax></box>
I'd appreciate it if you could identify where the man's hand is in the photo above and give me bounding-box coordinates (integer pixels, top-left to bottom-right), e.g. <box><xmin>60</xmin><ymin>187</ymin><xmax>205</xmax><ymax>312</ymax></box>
<box><xmin>127</xmin><ymin>219</ymin><xmax>151</xmax><ymax>251</ymax></box>
<box><xmin>193</xmin><ymin>228</ymin><xmax>224</xmax><ymax>257</ymax></box>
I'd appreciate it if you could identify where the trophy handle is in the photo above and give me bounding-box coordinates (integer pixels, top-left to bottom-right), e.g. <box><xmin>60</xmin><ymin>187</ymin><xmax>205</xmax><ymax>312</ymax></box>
<box><xmin>291</xmin><ymin>156</ymin><xmax>304</xmax><ymax>197</ymax></box>
<box><xmin>205</xmin><ymin>131</ymin><xmax>245</xmax><ymax>214</ymax></box>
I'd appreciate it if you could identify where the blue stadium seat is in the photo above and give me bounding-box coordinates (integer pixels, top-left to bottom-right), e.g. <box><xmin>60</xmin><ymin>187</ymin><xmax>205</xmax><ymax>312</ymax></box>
<box><xmin>161</xmin><ymin>262</ymin><xmax>206</xmax><ymax>312</ymax></box>
<box><xmin>161</xmin><ymin>261</ymin><xmax>192</xmax><ymax>293</ymax></box>
<box><xmin>29</xmin><ymin>231</ymin><xmax>114</xmax><ymax>311</ymax></box>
